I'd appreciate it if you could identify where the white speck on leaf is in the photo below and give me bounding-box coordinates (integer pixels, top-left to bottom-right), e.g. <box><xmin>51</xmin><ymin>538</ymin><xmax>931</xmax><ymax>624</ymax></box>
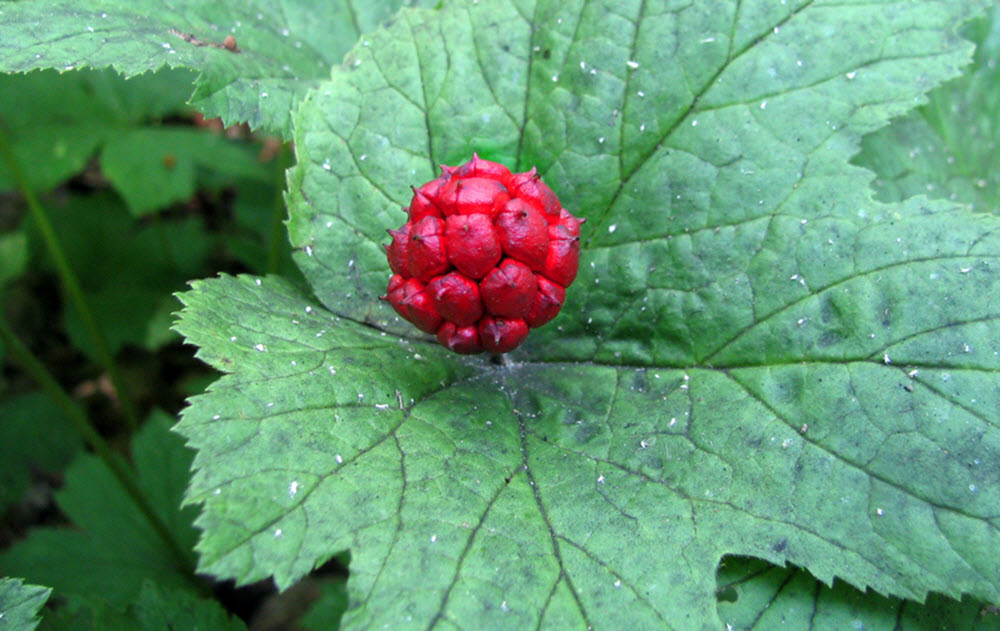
<box><xmin>274</xmin><ymin>529</ymin><xmax>282</xmax><ymax>537</ymax></box>
<box><xmin>626</xmin><ymin>60</ymin><xmax>639</xmax><ymax>69</ymax></box>
<box><xmin>608</xmin><ymin>224</ymin><xmax>617</xmax><ymax>233</ymax></box>
<box><xmin>289</xmin><ymin>481</ymin><xmax>299</xmax><ymax>496</ymax></box>
<box><xmin>335</xmin><ymin>454</ymin><xmax>343</xmax><ymax>464</ymax></box>
<box><xmin>430</xmin><ymin>534</ymin><xmax>437</xmax><ymax>543</ymax></box>
<box><xmin>254</xmin><ymin>344</ymin><xmax>267</xmax><ymax>352</ymax></box>
<box><xmin>846</xmin><ymin>71</ymin><xmax>857</xmax><ymax>80</ymax></box>
<box><xmin>883</xmin><ymin>353</ymin><xmax>891</xmax><ymax>364</ymax></box>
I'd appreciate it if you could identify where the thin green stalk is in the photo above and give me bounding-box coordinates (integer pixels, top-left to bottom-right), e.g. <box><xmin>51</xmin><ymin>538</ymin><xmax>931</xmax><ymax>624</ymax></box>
<box><xmin>0</xmin><ymin>127</ymin><xmax>140</xmax><ymax>433</ymax></box>
<box><xmin>266</xmin><ymin>143</ymin><xmax>292</xmax><ymax>275</ymax></box>
<box><xmin>0</xmin><ymin>314</ymin><xmax>197</xmax><ymax>576</ymax></box>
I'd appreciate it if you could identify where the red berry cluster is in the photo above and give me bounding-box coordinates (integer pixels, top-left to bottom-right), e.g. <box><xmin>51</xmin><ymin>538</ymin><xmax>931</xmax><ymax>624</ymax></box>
<box><xmin>382</xmin><ymin>154</ymin><xmax>583</xmax><ymax>354</ymax></box>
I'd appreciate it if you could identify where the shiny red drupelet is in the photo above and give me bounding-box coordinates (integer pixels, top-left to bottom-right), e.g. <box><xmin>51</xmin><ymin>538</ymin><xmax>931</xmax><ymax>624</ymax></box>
<box><xmin>382</xmin><ymin>154</ymin><xmax>583</xmax><ymax>354</ymax></box>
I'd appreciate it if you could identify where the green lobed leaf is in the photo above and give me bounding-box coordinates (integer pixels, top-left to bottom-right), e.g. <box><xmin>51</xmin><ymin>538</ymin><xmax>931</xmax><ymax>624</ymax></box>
<box><xmin>0</xmin><ymin>578</ymin><xmax>51</xmax><ymax>631</ymax></box>
<box><xmin>854</xmin><ymin>5</ymin><xmax>1000</xmax><ymax>214</ymax></box>
<box><xmin>0</xmin><ymin>412</ymin><xmax>199</xmax><ymax>608</ymax></box>
<box><xmin>0</xmin><ymin>0</ymin><xmax>427</xmax><ymax>137</ymax></box>
<box><xmin>178</xmin><ymin>1</ymin><xmax>1000</xmax><ymax>629</ymax></box>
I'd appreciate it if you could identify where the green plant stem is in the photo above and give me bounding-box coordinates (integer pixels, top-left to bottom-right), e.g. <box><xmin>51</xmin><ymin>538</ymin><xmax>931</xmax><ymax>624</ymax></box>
<box><xmin>0</xmin><ymin>313</ymin><xmax>197</xmax><ymax>576</ymax></box>
<box><xmin>0</xmin><ymin>127</ymin><xmax>140</xmax><ymax>434</ymax></box>
<box><xmin>266</xmin><ymin>143</ymin><xmax>291</xmax><ymax>275</ymax></box>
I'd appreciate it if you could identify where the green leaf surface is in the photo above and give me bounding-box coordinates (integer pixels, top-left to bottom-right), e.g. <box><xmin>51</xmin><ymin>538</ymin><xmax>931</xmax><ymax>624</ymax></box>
<box><xmin>717</xmin><ymin>557</ymin><xmax>1000</xmax><ymax>630</ymax></box>
<box><xmin>854</xmin><ymin>5</ymin><xmax>1000</xmax><ymax>213</ymax></box>
<box><xmin>0</xmin><ymin>0</ymin><xmax>426</xmax><ymax>137</ymax></box>
<box><xmin>0</xmin><ymin>578</ymin><xmax>51</xmax><ymax>631</ymax></box>
<box><xmin>0</xmin><ymin>411</ymin><xmax>199</xmax><ymax>608</ymax></box>
<box><xmin>177</xmin><ymin>1</ymin><xmax>1000</xmax><ymax>629</ymax></box>
<box><xmin>0</xmin><ymin>392</ymin><xmax>82</xmax><ymax>513</ymax></box>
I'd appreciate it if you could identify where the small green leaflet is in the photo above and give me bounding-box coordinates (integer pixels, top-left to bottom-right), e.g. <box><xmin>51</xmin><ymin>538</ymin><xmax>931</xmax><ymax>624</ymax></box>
<box><xmin>0</xmin><ymin>578</ymin><xmax>51</xmax><ymax>631</ymax></box>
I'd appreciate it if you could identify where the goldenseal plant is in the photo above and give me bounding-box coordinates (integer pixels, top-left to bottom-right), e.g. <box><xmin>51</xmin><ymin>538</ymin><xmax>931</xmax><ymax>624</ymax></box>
<box><xmin>382</xmin><ymin>154</ymin><xmax>583</xmax><ymax>354</ymax></box>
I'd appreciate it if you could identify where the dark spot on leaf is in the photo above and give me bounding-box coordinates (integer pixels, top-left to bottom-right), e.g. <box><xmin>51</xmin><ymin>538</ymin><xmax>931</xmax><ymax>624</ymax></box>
<box><xmin>716</xmin><ymin>585</ymin><xmax>738</xmax><ymax>603</ymax></box>
<box><xmin>542</xmin><ymin>48</ymin><xmax>551</xmax><ymax>59</ymax></box>
<box><xmin>501</xmin><ymin>43</ymin><xmax>510</xmax><ymax>52</ymax></box>
<box><xmin>817</xmin><ymin>330</ymin><xmax>843</xmax><ymax>348</ymax></box>
<box><xmin>772</xmin><ymin>539</ymin><xmax>787</xmax><ymax>554</ymax></box>
<box><xmin>574</xmin><ymin>422</ymin><xmax>601</xmax><ymax>444</ymax></box>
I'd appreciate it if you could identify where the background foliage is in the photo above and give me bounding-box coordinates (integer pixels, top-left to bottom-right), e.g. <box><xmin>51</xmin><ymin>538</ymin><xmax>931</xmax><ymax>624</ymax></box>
<box><xmin>1</xmin><ymin>1</ymin><xmax>999</xmax><ymax>630</ymax></box>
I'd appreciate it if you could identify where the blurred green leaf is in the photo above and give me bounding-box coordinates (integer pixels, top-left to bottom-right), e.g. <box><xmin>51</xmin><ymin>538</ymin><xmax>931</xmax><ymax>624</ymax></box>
<box><xmin>31</xmin><ymin>193</ymin><xmax>213</xmax><ymax>356</ymax></box>
<box><xmin>33</xmin><ymin>583</ymin><xmax>246</xmax><ymax>631</ymax></box>
<box><xmin>100</xmin><ymin>128</ymin><xmax>266</xmax><ymax>215</ymax></box>
<box><xmin>0</xmin><ymin>230</ymin><xmax>28</xmax><ymax>288</ymax></box>
<box><xmin>300</xmin><ymin>578</ymin><xmax>349</xmax><ymax>631</ymax></box>
<box><xmin>0</xmin><ymin>392</ymin><xmax>82</xmax><ymax>513</ymax></box>
<box><xmin>0</xmin><ymin>411</ymin><xmax>199</xmax><ymax>607</ymax></box>
<box><xmin>0</xmin><ymin>577</ymin><xmax>51</xmax><ymax>631</ymax></box>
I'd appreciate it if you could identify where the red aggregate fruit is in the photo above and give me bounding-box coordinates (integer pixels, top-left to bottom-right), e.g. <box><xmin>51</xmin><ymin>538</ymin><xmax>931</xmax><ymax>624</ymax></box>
<box><xmin>382</xmin><ymin>154</ymin><xmax>583</xmax><ymax>354</ymax></box>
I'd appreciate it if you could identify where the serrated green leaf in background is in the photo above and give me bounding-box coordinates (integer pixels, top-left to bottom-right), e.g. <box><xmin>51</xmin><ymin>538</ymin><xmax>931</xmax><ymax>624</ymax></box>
<box><xmin>0</xmin><ymin>578</ymin><xmax>51</xmax><ymax>631</ymax></box>
<box><xmin>0</xmin><ymin>411</ymin><xmax>200</xmax><ymax>608</ymax></box>
<box><xmin>854</xmin><ymin>5</ymin><xmax>1000</xmax><ymax>214</ymax></box>
<box><xmin>0</xmin><ymin>0</ymin><xmax>427</xmax><ymax>137</ymax></box>
<box><xmin>717</xmin><ymin>556</ymin><xmax>1000</xmax><ymax>630</ymax></box>
<box><xmin>176</xmin><ymin>1</ymin><xmax>1000</xmax><ymax>630</ymax></box>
